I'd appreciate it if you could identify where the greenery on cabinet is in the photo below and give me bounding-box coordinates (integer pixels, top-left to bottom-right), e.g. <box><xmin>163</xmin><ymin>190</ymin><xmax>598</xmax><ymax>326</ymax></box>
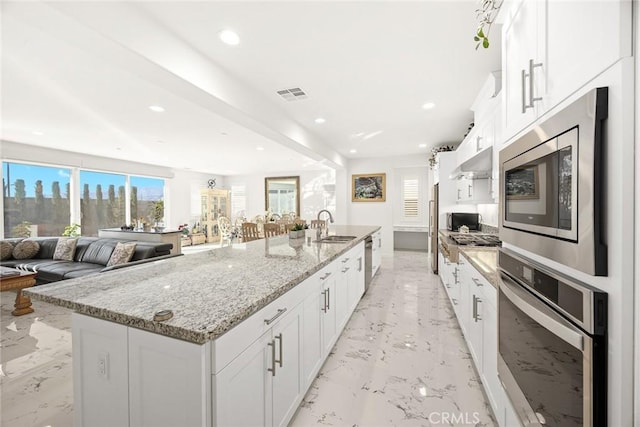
<box><xmin>474</xmin><ymin>0</ymin><xmax>503</xmax><ymax>49</ymax></box>
<box><xmin>428</xmin><ymin>144</ymin><xmax>457</xmax><ymax>169</ymax></box>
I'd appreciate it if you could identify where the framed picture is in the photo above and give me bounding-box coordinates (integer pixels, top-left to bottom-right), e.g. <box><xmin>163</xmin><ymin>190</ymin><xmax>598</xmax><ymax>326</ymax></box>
<box><xmin>352</xmin><ymin>173</ymin><xmax>386</xmax><ymax>202</ymax></box>
<box><xmin>506</xmin><ymin>165</ymin><xmax>539</xmax><ymax>200</ymax></box>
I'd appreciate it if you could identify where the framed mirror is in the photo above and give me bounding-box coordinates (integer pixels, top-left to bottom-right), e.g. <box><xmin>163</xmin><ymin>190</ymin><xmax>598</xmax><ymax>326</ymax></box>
<box><xmin>265</xmin><ymin>176</ymin><xmax>300</xmax><ymax>217</ymax></box>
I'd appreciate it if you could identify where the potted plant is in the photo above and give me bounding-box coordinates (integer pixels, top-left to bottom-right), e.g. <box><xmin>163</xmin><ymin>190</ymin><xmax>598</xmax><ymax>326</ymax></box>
<box><xmin>289</xmin><ymin>223</ymin><xmax>304</xmax><ymax>239</ymax></box>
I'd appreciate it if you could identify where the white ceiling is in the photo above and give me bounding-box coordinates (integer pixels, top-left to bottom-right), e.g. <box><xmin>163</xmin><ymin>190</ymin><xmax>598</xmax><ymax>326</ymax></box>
<box><xmin>0</xmin><ymin>1</ymin><xmax>501</xmax><ymax>176</ymax></box>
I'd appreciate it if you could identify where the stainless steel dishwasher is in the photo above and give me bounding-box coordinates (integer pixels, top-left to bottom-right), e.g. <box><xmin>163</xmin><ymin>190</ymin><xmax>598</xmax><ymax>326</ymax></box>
<box><xmin>364</xmin><ymin>235</ymin><xmax>373</xmax><ymax>292</ymax></box>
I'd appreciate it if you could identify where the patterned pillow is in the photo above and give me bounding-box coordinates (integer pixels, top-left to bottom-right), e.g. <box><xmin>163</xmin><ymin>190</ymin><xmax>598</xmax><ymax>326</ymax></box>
<box><xmin>53</xmin><ymin>238</ymin><xmax>78</xmax><ymax>261</ymax></box>
<box><xmin>106</xmin><ymin>242</ymin><xmax>137</xmax><ymax>267</ymax></box>
<box><xmin>0</xmin><ymin>241</ymin><xmax>14</xmax><ymax>260</ymax></box>
<box><xmin>12</xmin><ymin>240</ymin><xmax>40</xmax><ymax>260</ymax></box>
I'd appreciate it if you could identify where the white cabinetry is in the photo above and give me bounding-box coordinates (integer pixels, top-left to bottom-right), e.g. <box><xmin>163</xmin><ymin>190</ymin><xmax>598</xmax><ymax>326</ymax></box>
<box><xmin>371</xmin><ymin>230</ymin><xmax>382</xmax><ymax>277</ymax></box>
<box><xmin>502</xmin><ymin>0</ymin><xmax>631</xmax><ymax>142</ymax></box>
<box><xmin>455</xmin><ymin>178</ymin><xmax>492</xmax><ymax>204</ymax></box>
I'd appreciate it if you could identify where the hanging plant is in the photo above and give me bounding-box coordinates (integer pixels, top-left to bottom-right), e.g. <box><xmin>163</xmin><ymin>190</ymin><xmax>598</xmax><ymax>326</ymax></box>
<box><xmin>474</xmin><ymin>0</ymin><xmax>503</xmax><ymax>50</ymax></box>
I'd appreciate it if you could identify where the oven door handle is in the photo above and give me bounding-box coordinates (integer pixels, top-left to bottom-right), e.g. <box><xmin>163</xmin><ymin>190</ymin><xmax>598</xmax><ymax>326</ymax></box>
<box><xmin>499</xmin><ymin>272</ymin><xmax>584</xmax><ymax>351</ymax></box>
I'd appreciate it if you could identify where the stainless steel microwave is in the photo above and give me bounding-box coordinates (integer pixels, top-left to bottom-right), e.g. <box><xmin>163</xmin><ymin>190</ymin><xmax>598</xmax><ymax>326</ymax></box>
<box><xmin>499</xmin><ymin>87</ymin><xmax>608</xmax><ymax>276</ymax></box>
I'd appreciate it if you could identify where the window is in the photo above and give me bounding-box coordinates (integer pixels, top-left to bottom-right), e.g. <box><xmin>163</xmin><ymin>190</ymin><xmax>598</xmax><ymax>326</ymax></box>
<box><xmin>2</xmin><ymin>162</ymin><xmax>71</xmax><ymax>237</ymax></box>
<box><xmin>402</xmin><ymin>177</ymin><xmax>419</xmax><ymax>218</ymax></box>
<box><xmin>131</xmin><ymin>176</ymin><xmax>165</xmax><ymax>226</ymax></box>
<box><xmin>231</xmin><ymin>184</ymin><xmax>246</xmax><ymax>220</ymax></box>
<box><xmin>79</xmin><ymin>171</ymin><xmax>126</xmax><ymax>237</ymax></box>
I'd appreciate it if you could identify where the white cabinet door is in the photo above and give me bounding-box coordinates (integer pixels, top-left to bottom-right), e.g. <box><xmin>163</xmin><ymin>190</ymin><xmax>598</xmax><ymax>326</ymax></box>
<box><xmin>272</xmin><ymin>304</ymin><xmax>303</xmax><ymax>427</ymax></box>
<box><xmin>503</xmin><ymin>0</ymin><xmax>544</xmax><ymax>139</ymax></box>
<box><xmin>301</xmin><ymin>284</ymin><xmax>324</xmax><ymax>389</ymax></box>
<box><xmin>72</xmin><ymin>314</ymin><xmax>130</xmax><ymax>427</ymax></box>
<box><xmin>215</xmin><ymin>331</ymin><xmax>272</xmax><ymax>427</ymax></box>
<box><xmin>480</xmin><ymin>288</ymin><xmax>502</xmax><ymax>423</ymax></box>
<box><xmin>543</xmin><ymin>0</ymin><xmax>631</xmax><ymax>111</ymax></box>
<box><xmin>371</xmin><ymin>231</ymin><xmax>382</xmax><ymax>276</ymax></box>
<box><xmin>467</xmin><ymin>285</ymin><xmax>484</xmax><ymax>367</ymax></box>
<box><xmin>336</xmin><ymin>257</ymin><xmax>351</xmax><ymax>332</ymax></box>
<box><xmin>320</xmin><ymin>268</ymin><xmax>337</xmax><ymax>355</ymax></box>
<box><xmin>349</xmin><ymin>248</ymin><xmax>365</xmax><ymax>311</ymax></box>
<box><xmin>128</xmin><ymin>328</ymin><xmax>210</xmax><ymax>427</ymax></box>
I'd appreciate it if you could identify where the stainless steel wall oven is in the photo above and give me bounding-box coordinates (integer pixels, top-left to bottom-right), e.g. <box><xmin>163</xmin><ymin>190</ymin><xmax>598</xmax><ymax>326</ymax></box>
<box><xmin>497</xmin><ymin>248</ymin><xmax>607</xmax><ymax>426</ymax></box>
<box><xmin>499</xmin><ymin>87</ymin><xmax>608</xmax><ymax>276</ymax></box>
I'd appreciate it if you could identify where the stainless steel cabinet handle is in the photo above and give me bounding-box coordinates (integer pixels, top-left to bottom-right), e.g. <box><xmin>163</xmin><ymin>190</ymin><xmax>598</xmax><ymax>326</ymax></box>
<box><xmin>264</xmin><ymin>308</ymin><xmax>287</xmax><ymax>325</ymax></box>
<box><xmin>472</xmin><ymin>277</ymin><xmax>483</xmax><ymax>287</ymax></box>
<box><xmin>521</xmin><ymin>68</ymin><xmax>527</xmax><ymax>113</ymax></box>
<box><xmin>358</xmin><ymin>257</ymin><xmax>362</xmax><ymax>272</ymax></box>
<box><xmin>321</xmin><ymin>290</ymin><xmax>327</xmax><ymax>313</ymax></box>
<box><xmin>320</xmin><ymin>272</ymin><xmax>332</xmax><ymax>280</ymax></box>
<box><xmin>326</xmin><ymin>288</ymin><xmax>331</xmax><ymax>310</ymax></box>
<box><xmin>378</xmin><ymin>239</ymin><xmax>381</xmax><ymax>248</ymax></box>
<box><xmin>267</xmin><ymin>340</ymin><xmax>276</xmax><ymax>376</ymax></box>
<box><xmin>452</xmin><ymin>298</ymin><xmax>458</xmax><ymax>306</ymax></box>
<box><xmin>457</xmin><ymin>189</ymin><xmax>461</xmax><ymax>200</ymax></box>
<box><xmin>528</xmin><ymin>59</ymin><xmax>543</xmax><ymax>108</ymax></box>
<box><xmin>476</xmin><ymin>136</ymin><xmax>482</xmax><ymax>152</ymax></box>
<box><xmin>472</xmin><ymin>295</ymin><xmax>478</xmax><ymax>321</ymax></box>
<box><xmin>468</xmin><ymin>184</ymin><xmax>472</xmax><ymax>198</ymax></box>
<box><xmin>274</xmin><ymin>333</ymin><xmax>283</xmax><ymax>368</ymax></box>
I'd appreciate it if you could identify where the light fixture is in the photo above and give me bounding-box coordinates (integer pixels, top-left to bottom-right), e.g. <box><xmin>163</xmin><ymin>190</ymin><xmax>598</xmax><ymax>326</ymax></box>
<box><xmin>422</xmin><ymin>102</ymin><xmax>436</xmax><ymax>110</ymax></box>
<box><xmin>32</xmin><ymin>131</ymin><xmax>44</xmax><ymax>136</ymax></box>
<box><xmin>314</xmin><ymin>117</ymin><xmax>326</xmax><ymax>124</ymax></box>
<box><xmin>362</xmin><ymin>130</ymin><xmax>383</xmax><ymax>140</ymax></box>
<box><xmin>219</xmin><ymin>29</ymin><xmax>240</xmax><ymax>46</ymax></box>
<box><xmin>349</xmin><ymin>149</ymin><xmax>357</xmax><ymax>153</ymax></box>
<box><xmin>256</xmin><ymin>146</ymin><xmax>264</xmax><ymax>151</ymax></box>
<box><xmin>419</xmin><ymin>143</ymin><xmax>427</xmax><ymax>148</ymax></box>
<box><xmin>149</xmin><ymin>105</ymin><xmax>165</xmax><ymax>113</ymax></box>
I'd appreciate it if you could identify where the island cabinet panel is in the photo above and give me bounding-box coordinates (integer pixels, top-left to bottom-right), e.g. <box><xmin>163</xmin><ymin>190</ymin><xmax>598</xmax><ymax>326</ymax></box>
<box><xmin>128</xmin><ymin>328</ymin><xmax>211</xmax><ymax>427</ymax></box>
<box><xmin>214</xmin><ymin>331</ymin><xmax>273</xmax><ymax>427</ymax></box>
<box><xmin>320</xmin><ymin>265</ymin><xmax>338</xmax><ymax>355</ymax></box>
<box><xmin>72</xmin><ymin>314</ymin><xmax>130</xmax><ymax>427</ymax></box>
<box><xmin>214</xmin><ymin>303</ymin><xmax>303</xmax><ymax>427</ymax></box>
<box><xmin>348</xmin><ymin>245</ymin><xmax>365</xmax><ymax>313</ymax></box>
<box><xmin>301</xmin><ymin>278</ymin><xmax>325</xmax><ymax>389</ymax></box>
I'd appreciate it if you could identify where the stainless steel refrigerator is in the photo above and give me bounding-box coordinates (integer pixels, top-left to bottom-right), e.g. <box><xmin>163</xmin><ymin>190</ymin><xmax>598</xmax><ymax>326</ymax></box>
<box><xmin>428</xmin><ymin>183</ymin><xmax>438</xmax><ymax>273</ymax></box>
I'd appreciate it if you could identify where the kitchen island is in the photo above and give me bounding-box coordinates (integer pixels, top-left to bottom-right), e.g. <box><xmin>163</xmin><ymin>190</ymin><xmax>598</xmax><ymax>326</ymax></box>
<box><xmin>26</xmin><ymin>225</ymin><xmax>380</xmax><ymax>427</ymax></box>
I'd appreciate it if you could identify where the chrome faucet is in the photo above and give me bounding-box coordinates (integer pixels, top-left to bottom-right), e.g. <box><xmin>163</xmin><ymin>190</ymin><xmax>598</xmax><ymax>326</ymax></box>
<box><xmin>317</xmin><ymin>209</ymin><xmax>334</xmax><ymax>236</ymax></box>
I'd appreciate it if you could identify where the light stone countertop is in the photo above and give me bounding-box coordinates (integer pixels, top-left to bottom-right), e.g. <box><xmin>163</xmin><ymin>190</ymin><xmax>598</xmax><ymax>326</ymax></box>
<box><xmin>26</xmin><ymin>225</ymin><xmax>380</xmax><ymax>344</ymax></box>
<box><xmin>458</xmin><ymin>246</ymin><xmax>498</xmax><ymax>288</ymax></box>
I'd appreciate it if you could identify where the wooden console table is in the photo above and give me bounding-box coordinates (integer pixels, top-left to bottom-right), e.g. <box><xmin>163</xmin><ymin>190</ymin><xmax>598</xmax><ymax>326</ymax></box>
<box><xmin>1</xmin><ymin>267</ymin><xmax>37</xmax><ymax>316</ymax></box>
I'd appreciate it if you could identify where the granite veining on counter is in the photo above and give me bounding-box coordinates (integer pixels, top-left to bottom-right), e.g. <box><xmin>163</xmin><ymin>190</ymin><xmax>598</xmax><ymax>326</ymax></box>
<box><xmin>26</xmin><ymin>225</ymin><xmax>380</xmax><ymax>344</ymax></box>
<box><xmin>458</xmin><ymin>246</ymin><xmax>498</xmax><ymax>288</ymax></box>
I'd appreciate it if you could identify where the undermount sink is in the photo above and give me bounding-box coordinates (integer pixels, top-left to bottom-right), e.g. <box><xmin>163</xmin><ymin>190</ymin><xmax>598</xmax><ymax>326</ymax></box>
<box><xmin>316</xmin><ymin>235</ymin><xmax>357</xmax><ymax>243</ymax></box>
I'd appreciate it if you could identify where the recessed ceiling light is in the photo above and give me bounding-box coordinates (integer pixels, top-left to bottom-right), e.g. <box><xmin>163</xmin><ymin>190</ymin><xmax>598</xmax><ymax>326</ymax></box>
<box><xmin>419</xmin><ymin>143</ymin><xmax>427</xmax><ymax>148</ymax></box>
<box><xmin>156</xmin><ymin>140</ymin><xmax>165</xmax><ymax>144</ymax></box>
<box><xmin>220</xmin><ymin>132</ymin><xmax>228</xmax><ymax>136</ymax></box>
<box><xmin>349</xmin><ymin>149</ymin><xmax>357</xmax><ymax>153</ymax></box>
<box><xmin>422</xmin><ymin>102</ymin><xmax>436</xmax><ymax>110</ymax></box>
<box><xmin>256</xmin><ymin>146</ymin><xmax>264</xmax><ymax>151</ymax></box>
<box><xmin>32</xmin><ymin>131</ymin><xmax>44</xmax><ymax>136</ymax></box>
<box><xmin>219</xmin><ymin>29</ymin><xmax>240</xmax><ymax>46</ymax></box>
<box><xmin>314</xmin><ymin>117</ymin><xmax>326</xmax><ymax>124</ymax></box>
<box><xmin>149</xmin><ymin>105</ymin><xmax>165</xmax><ymax>113</ymax></box>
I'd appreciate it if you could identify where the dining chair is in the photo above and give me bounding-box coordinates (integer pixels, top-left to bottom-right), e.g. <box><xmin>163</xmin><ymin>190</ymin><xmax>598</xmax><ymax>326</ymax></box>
<box><xmin>241</xmin><ymin>222</ymin><xmax>261</xmax><ymax>242</ymax></box>
<box><xmin>253</xmin><ymin>215</ymin><xmax>265</xmax><ymax>237</ymax></box>
<box><xmin>218</xmin><ymin>216</ymin><xmax>233</xmax><ymax>247</ymax></box>
<box><xmin>263</xmin><ymin>223</ymin><xmax>280</xmax><ymax>238</ymax></box>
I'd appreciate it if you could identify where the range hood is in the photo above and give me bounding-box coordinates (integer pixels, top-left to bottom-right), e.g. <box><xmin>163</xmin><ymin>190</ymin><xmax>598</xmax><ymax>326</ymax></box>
<box><xmin>449</xmin><ymin>146</ymin><xmax>492</xmax><ymax>180</ymax></box>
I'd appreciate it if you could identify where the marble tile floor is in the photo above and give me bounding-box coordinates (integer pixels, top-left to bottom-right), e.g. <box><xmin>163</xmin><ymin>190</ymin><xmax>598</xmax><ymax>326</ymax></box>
<box><xmin>0</xmin><ymin>250</ymin><xmax>495</xmax><ymax>427</ymax></box>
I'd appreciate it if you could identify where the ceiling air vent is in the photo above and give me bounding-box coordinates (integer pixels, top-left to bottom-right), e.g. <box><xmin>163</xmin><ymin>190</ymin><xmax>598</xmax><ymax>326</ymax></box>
<box><xmin>276</xmin><ymin>87</ymin><xmax>308</xmax><ymax>101</ymax></box>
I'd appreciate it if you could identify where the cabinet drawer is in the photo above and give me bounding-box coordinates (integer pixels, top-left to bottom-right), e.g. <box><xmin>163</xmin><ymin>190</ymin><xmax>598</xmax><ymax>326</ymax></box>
<box><xmin>211</xmin><ymin>272</ymin><xmax>319</xmax><ymax>373</ymax></box>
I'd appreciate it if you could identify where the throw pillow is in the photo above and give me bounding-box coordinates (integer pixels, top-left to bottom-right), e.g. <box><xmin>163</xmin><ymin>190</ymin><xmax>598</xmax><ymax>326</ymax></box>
<box><xmin>53</xmin><ymin>237</ymin><xmax>78</xmax><ymax>261</ymax></box>
<box><xmin>106</xmin><ymin>242</ymin><xmax>137</xmax><ymax>267</ymax></box>
<box><xmin>12</xmin><ymin>240</ymin><xmax>40</xmax><ymax>260</ymax></box>
<box><xmin>0</xmin><ymin>241</ymin><xmax>14</xmax><ymax>260</ymax></box>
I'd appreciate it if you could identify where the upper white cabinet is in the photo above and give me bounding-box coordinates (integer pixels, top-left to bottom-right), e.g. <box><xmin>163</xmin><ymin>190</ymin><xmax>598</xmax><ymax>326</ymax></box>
<box><xmin>502</xmin><ymin>0</ymin><xmax>632</xmax><ymax>142</ymax></box>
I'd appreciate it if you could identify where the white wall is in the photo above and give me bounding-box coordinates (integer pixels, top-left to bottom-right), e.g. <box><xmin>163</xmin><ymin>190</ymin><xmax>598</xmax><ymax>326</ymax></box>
<box><xmin>346</xmin><ymin>155</ymin><xmax>431</xmax><ymax>256</ymax></box>
<box><xmin>477</xmin><ymin>203</ymin><xmax>498</xmax><ymax>227</ymax></box>
<box><xmin>225</xmin><ymin>168</ymin><xmax>336</xmax><ymax>221</ymax></box>
<box><xmin>166</xmin><ymin>170</ymin><xmax>225</xmax><ymax>228</ymax></box>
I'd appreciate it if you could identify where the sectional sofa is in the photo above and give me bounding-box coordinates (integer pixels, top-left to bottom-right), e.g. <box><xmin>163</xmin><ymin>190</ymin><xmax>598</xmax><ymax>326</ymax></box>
<box><xmin>0</xmin><ymin>237</ymin><xmax>178</xmax><ymax>285</ymax></box>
